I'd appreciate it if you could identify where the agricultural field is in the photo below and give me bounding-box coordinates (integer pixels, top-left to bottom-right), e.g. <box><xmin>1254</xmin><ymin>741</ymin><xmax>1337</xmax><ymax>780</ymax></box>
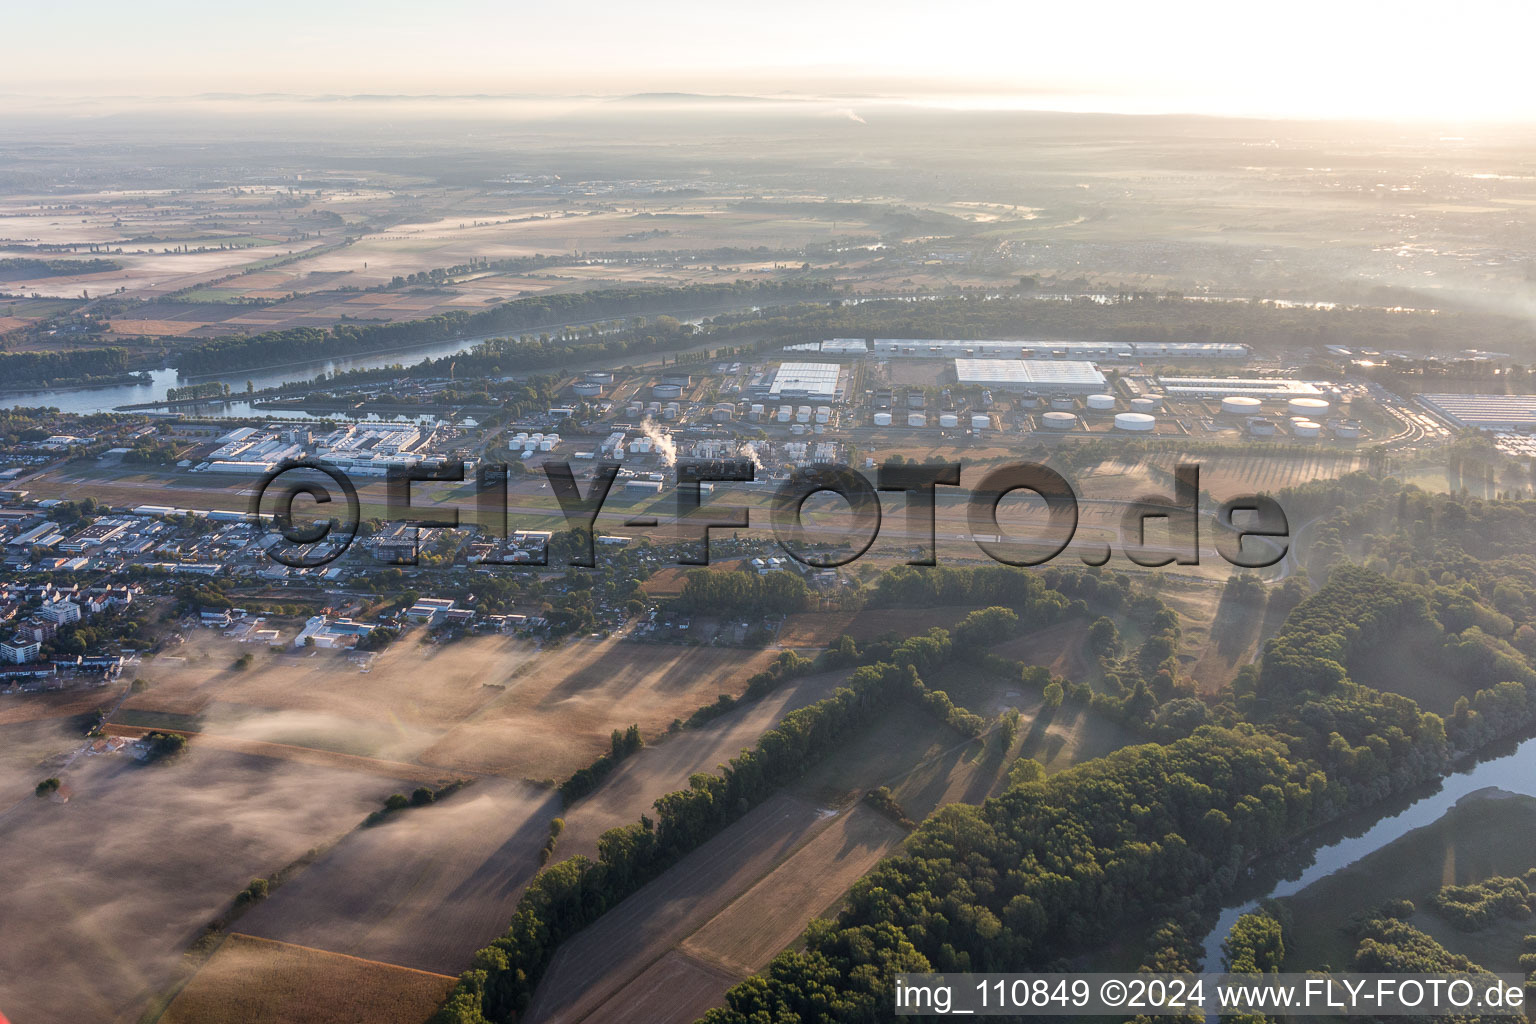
<box><xmin>552</xmin><ymin>666</ymin><xmax>856</xmax><ymax>861</ymax></box>
<box><xmin>159</xmin><ymin>934</ymin><xmax>456</xmax><ymax>1024</ymax></box>
<box><xmin>0</xmin><ymin>747</ymin><xmax>406</xmax><ymax>1024</ymax></box>
<box><xmin>123</xmin><ymin>633</ymin><xmax>537</xmax><ymax>766</ymax></box>
<box><xmin>238</xmin><ymin>778</ymin><xmax>559</xmax><ymax>973</ymax></box>
<box><xmin>414</xmin><ymin>638</ymin><xmax>782</xmax><ymax>779</ymax></box>
<box><xmin>581</xmin><ymin>806</ymin><xmax>906</xmax><ymax>1024</ymax></box>
<box><xmin>524</xmin><ymin>793</ymin><xmax>842</xmax><ymax>1024</ymax></box>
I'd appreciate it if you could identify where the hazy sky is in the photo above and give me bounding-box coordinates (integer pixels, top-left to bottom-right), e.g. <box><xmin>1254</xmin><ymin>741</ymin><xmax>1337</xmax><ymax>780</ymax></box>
<box><xmin>7</xmin><ymin>0</ymin><xmax>1535</xmax><ymax>122</ymax></box>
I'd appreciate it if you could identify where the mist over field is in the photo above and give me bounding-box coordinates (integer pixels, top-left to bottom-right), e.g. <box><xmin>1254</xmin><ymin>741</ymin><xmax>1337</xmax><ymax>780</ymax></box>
<box><xmin>5</xmin><ymin>6</ymin><xmax>1536</xmax><ymax>1023</ymax></box>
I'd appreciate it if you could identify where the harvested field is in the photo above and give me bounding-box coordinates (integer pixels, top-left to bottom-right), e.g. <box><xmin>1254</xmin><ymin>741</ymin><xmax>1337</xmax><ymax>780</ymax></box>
<box><xmin>99</xmin><ymin>723</ymin><xmax>456</xmax><ymax>786</ymax></box>
<box><xmin>0</xmin><ymin>682</ymin><xmax>128</xmax><ymax>726</ymax></box>
<box><xmin>681</xmin><ymin>805</ymin><xmax>904</xmax><ymax>974</ymax></box>
<box><xmin>159</xmin><ymin>933</ymin><xmax>456</xmax><ymax>1024</ymax></box>
<box><xmin>555</xmin><ymin>667</ymin><xmax>855</xmax><ymax>862</ymax></box>
<box><xmin>239</xmin><ymin>777</ymin><xmax>558</xmax><ymax>973</ymax></box>
<box><xmin>981</xmin><ymin>618</ymin><xmax>1095</xmax><ymax>689</ymax></box>
<box><xmin>573</xmin><ymin>952</ymin><xmax>739</xmax><ymax>1024</ymax></box>
<box><xmin>0</xmin><ymin>717</ymin><xmax>96</xmax><ymax>801</ymax></box>
<box><xmin>0</xmin><ymin>748</ymin><xmax>405</xmax><ymax>1024</ymax></box>
<box><xmin>416</xmin><ymin>639</ymin><xmax>781</xmax><ymax>778</ymax></box>
<box><xmin>582</xmin><ymin>806</ymin><xmax>906</xmax><ymax>1024</ymax></box>
<box><xmin>779</xmin><ymin>604</ymin><xmax>990</xmax><ymax>648</ymax></box>
<box><xmin>124</xmin><ymin>634</ymin><xmax>535</xmax><ymax>765</ymax></box>
<box><xmin>525</xmin><ymin>793</ymin><xmax>834</xmax><ymax>1024</ymax></box>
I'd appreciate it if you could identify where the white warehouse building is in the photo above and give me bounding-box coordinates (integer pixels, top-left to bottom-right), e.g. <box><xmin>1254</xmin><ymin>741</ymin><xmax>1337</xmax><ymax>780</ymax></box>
<box><xmin>953</xmin><ymin>358</ymin><xmax>1107</xmax><ymax>394</ymax></box>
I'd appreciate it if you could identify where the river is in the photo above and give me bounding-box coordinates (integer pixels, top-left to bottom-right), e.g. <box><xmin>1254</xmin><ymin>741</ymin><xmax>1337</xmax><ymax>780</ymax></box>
<box><xmin>0</xmin><ymin>305</ymin><xmax>745</xmax><ymax>419</ymax></box>
<box><xmin>1198</xmin><ymin>732</ymin><xmax>1536</xmax><ymax>968</ymax></box>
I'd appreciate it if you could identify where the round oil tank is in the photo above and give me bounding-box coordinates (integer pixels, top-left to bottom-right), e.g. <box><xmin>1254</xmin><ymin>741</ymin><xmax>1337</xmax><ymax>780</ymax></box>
<box><xmin>625</xmin><ymin>402</ymin><xmax>643</xmax><ymax>416</ymax></box>
<box><xmin>1041</xmin><ymin>411</ymin><xmax>1077</xmax><ymax>430</ymax></box>
<box><xmin>1140</xmin><ymin>393</ymin><xmax>1165</xmax><ymax>409</ymax></box>
<box><xmin>776</xmin><ymin>407</ymin><xmax>792</xmax><ymax>423</ymax></box>
<box><xmin>538</xmin><ymin>439</ymin><xmax>555</xmax><ymax>450</ymax></box>
<box><xmin>585</xmin><ymin>371</ymin><xmax>614</xmax><ymax>384</ymax></box>
<box><xmin>1050</xmin><ymin>395</ymin><xmax>1076</xmax><ymax>411</ymax></box>
<box><xmin>908</xmin><ymin>412</ymin><xmax>927</xmax><ymax>427</ymax></box>
<box><xmin>1114</xmin><ymin>412</ymin><xmax>1156</xmax><ymax>432</ymax></box>
<box><xmin>1287</xmin><ymin>397</ymin><xmax>1331</xmax><ymax>415</ymax></box>
<box><xmin>1086</xmin><ymin>394</ymin><xmax>1117</xmax><ymax>412</ymax></box>
<box><xmin>1247</xmin><ymin>417</ymin><xmax>1277</xmax><ymax>437</ymax></box>
<box><xmin>573</xmin><ymin>382</ymin><xmax>603</xmax><ymax>397</ymax></box>
<box><xmin>1292</xmin><ymin>420</ymin><xmax>1321</xmax><ymax>438</ymax></box>
<box><xmin>1222</xmin><ymin>396</ymin><xmax>1262</xmax><ymax>415</ymax></box>
<box><xmin>1335</xmin><ymin>420</ymin><xmax>1363</xmax><ymax>439</ymax></box>
<box><xmin>939</xmin><ymin>413</ymin><xmax>960</xmax><ymax>428</ymax></box>
<box><xmin>1130</xmin><ymin>397</ymin><xmax>1158</xmax><ymax>413</ymax></box>
<box><xmin>652</xmin><ymin>384</ymin><xmax>683</xmax><ymax>399</ymax></box>
<box><xmin>873</xmin><ymin>412</ymin><xmax>893</xmax><ymax>427</ymax></box>
<box><xmin>971</xmin><ymin>414</ymin><xmax>991</xmax><ymax>430</ymax></box>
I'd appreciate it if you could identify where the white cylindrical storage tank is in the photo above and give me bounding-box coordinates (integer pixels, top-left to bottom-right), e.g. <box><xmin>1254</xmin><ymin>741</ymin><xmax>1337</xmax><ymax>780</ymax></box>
<box><xmin>625</xmin><ymin>402</ymin><xmax>643</xmax><ymax>417</ymax></box>
<box><xmin>1141</xmin><ymin>393</ymin><xmax>1164</xmax><ymax>409</ymax></box>
<box><xmin>776</xmin><ymin>406</ymin><xmax>792</xmax><ymax>423</ymax></box>
<box><xmin>586</xmin><ymin>371</ymin><xmax>614</xmax><ymax>384</ymax></box>
<box><xmin>971</xmin><ymin>414</ymin><xmax>991</xmax><ymax>430</ymax></box>
<box><xmin>1041</xmin><ymin>411</ymin><xmax>1076</xmax><ymax>430</ymax></box>
<box><xmin>749</xmin><ymin>403</ymin><xmax>765</xmax><ymax>421</ymax></box>
<box><xmin>573</xmin><ymin>382</ymin><xmax>603</xmax><ymax>397</ymax></box>
<box><xmin>1130</xmin><ymin>397</ymin><xmax>1158</xmax><ymax>413</ymax></box>
<box><xmin>1086</xmin><ymin>394</ymin><xmax>1116</xmax><ymax>412</ymax></box>
<box><xmin>1287</xmin><ymin>397</ymin><xmax>1331</xmax><ymax>416</ymax></box>
<box><xmin>653</xmin><ymin>383</ymin><xmax>683</xmax><ymax>399</ymax></box>
<box><xmin>645</xmin><ymin>401</ymin><xmax>662</xmax><ymax>414</ymax></box>
<box><xmin>539</xmin><ymin>439</ymin><xmax>555</xmax><ymax>450</ymax></box>
<box><xmin>815</xmin><ymin>405</ymin><xmax>831</xmax><ymax>424</ymax></box>
<box><xmin>1335</xmin><ymin>420</ymin><xmax>1362</xmax><ymax>439</ymax></box>
<box><xmin>1115</xmin><ymin>412</ymin><xmax>1156</xmax><ymax>432</ymax></box>
<box><xmin>1292</xmin><ymin>420</ymin><xmax>1321</xmax><ymax>438</ymax></box>
<box><xmin>1050</xmin><ymin>395</ymin><xmax>1076</xmax><ymax>411</ymax></box>
<box><xmin>796</xmin><ymin>406</ymin><xmax>812</xmax><ymax>423</ymax></box>
<box><xmin>511</xmin><ymin>432</ymin><xmax>528</xmax><ymax>444</ymax></box>
<box><xmin>1222</xmin><ymin>396</ymin><xmax>1262</xmax><ymax>415</ymax></box>
<box><xmin>873</xmin><ymin>412</ymin><xmax>893</xmax><ymax>427</ymax></box>
<box><xmin>939</xmin><ymin>413</ymin><xmax>960</xmax><ymax>428</ymax></box>
<box><xmin>908</xmin><ymin>412</ymin><xmax>927</xmax><ymax>427</ymax></box>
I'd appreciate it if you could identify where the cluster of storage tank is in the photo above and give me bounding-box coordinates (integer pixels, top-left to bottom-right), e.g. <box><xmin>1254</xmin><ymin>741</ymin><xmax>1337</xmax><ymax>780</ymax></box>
<box><xmin>510</xmin><ymin>431</ymin><xmax>561</xmax><ymax>452</ymax></box>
